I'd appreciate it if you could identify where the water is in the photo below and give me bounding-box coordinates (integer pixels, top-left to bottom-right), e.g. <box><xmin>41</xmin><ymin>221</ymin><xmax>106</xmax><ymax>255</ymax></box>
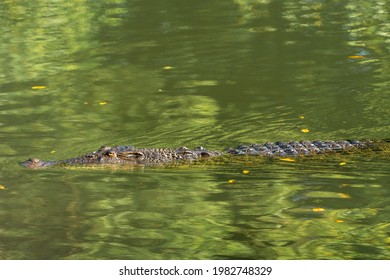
<box><xmin>1</xmin><ymin>0</ymin><xmax>389</xmax><ymax>259</ymax></box>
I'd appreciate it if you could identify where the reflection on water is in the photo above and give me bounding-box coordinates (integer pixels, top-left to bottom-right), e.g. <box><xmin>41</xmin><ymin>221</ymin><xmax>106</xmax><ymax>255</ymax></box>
<box><xmin>1</xmin><ymin>0</ymin><xmax>390</xmax><ymax>259</ymax></box>
<box><xmin>1</xmin><ymin>157</ymin><xmax>390</xmax><ymax>260</ymax></box>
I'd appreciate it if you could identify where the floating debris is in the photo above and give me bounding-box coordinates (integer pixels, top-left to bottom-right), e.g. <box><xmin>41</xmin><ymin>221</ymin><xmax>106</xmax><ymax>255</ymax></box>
<box><xmin>337</xmin><ymin>193</ymin><xmax>351</xmax><ymax>199</ymax></box>
<box><xmin>279</xmin><ymin>158</ymin><xmax>296</xmax><ymax>163</ymax></box>
<box><xmin>31</xmin><ymin>86</ymin><xmax>47</xmax><ymax>90</ymax></box>
<box><xmin>347</xmin><ymin>55</ymin><xmax>365</xmax><ymax>59</ymax></box>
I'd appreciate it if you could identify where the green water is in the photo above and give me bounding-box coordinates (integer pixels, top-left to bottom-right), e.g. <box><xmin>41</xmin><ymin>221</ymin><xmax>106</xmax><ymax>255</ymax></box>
<box><xmin>1</xmin><ymin>0</ymin><xmax>390</xmax><ymax>259</ymax></box>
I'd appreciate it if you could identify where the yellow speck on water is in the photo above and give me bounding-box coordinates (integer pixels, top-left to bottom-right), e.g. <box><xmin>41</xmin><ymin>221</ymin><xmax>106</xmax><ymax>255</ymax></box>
<box><xmin>31</xmin><ymin>86</ymin><xmax>46</xmax><ymax>89</ymax></box>
<box><xmin>347</xmin><ymin>55</ymin><xmax>365</xmax><ymax>59</ymax></box>
<box><xmin>163</xmin><ymin>66</ymin><xmax>173</xmax><ymax>70</ymax></box>
<box><xmin>312</xmin><ymin>207</ymin><xmax>325</xmax><ymax>212</ymax></box>
<box><xmin>339</xmin><ymin>162</ymin><xmax>347</xmax><ymax>166</ymax></box>
<box><xmin>338</xmin><ymin>193</ymin><xmax>351</xmax><ymax>199</ymax></box>
<box><xmin>299</xmin><ymin>115</ymin><xmax>305</xmax><ymax>119</ymax></box>
<box><xmin>0</xmin><ymin>185</ymin><xmax>6</xmax><ymax>190</ymax></box>
<box><xmin>242</xmin><ymin>170</ymin><xmax>250</xmax><ymax>174</ymax></box>
<box><xmin>228</xmin><ymin>179</ymin><xmax>235</xmax><ymax>184</ymax></box>
<box><xmin>301</xmin><ymin>128</ymin><xmax>310</xmax><ymax>133</ymax></box>
<box><xmin>279</xmin><ymin>157</ymin><xmax>296</xmax><ymax>162</ymax></box>
<box><xmin>336</xmin><ymin>219</ymin><xmax>344</xmax><ymax>223</ymax></box>
<box><xmin>98</xmin><ymin>101</ymin><xmax>108</xmax><ymax>105</ymax></box>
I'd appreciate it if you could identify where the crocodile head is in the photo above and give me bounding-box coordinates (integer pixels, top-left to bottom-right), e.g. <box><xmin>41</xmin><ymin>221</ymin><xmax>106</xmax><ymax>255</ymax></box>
<box><xmin>20</xmin><ymin>145</ymin><xmax>145</xmax><ymax>168</ymax></box>
<box><xmin>20</xmin><ymin>145</ymin><xmax>224</xmax><ymax>168</ymax></box>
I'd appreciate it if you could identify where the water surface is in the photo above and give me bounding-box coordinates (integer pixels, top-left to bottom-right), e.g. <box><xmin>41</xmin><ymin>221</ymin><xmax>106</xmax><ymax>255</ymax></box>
<box><xmin>1</xmin><ymin>0</ymin><xmax>390</xmax><ymax>259</ymax></box>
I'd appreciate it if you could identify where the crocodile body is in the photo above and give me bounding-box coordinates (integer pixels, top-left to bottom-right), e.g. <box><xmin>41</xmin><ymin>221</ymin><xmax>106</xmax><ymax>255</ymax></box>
<box><xmin>21</xmin><ymin>145</ymin><xmax>224</xmax><ymax>168</ymax></box>
<box><xmin>21</xmin><ymin>139</ymin><xmax>389</xmax><ymax>169</ymax></box>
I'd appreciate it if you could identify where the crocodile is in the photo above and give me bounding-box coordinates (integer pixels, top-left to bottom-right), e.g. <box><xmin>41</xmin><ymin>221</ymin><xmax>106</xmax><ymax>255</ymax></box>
<box><xmin>20</xmin><ymin>139</ymin><xmax>389</xmax><ymax>169</ymax></box>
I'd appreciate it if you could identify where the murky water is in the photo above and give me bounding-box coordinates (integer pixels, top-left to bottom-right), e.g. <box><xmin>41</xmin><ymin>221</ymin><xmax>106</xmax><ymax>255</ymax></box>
<box><xmin>1</xmin><ymin>0</ymin><xmax>390</xmax><ymax>259</ymax></box>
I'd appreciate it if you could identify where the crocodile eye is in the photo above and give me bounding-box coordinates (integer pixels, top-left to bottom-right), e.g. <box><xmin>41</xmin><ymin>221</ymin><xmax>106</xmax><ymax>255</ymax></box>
<box><xmin>107</xmin><ymin>151</ymin><xmax>117</xmax><ymax>157</ymax></box>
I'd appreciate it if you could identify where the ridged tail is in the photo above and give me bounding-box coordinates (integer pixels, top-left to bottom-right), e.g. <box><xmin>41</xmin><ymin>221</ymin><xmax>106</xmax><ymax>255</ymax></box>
<box><xmin>225</xmin><ymin>140</ymin><xmax>383</xmax><ymax>157</ymax></box>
